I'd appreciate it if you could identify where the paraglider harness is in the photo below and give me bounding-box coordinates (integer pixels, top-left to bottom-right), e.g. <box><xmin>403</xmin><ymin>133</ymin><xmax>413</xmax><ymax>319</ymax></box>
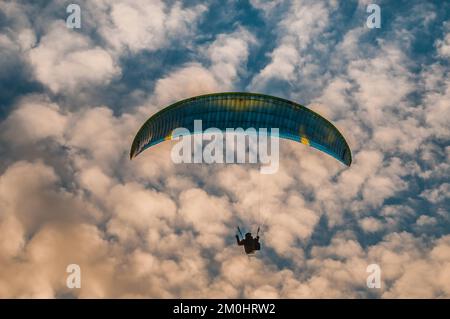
<box><xmin>236</xmin><ymin>226</ymin><xmax>261</xmax><ymax>255</ymax></box>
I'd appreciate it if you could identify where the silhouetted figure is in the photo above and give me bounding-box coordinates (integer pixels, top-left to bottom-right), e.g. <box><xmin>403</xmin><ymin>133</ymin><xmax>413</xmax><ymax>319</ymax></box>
<box><xmin>236</xmin><ymin>232</ymin><xmax>260</xmax><ymax>254</ymax></box>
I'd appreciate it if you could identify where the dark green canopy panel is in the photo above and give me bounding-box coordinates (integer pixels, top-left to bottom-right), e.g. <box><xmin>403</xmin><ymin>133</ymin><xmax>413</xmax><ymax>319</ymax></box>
<box><xmin>130</xmin><ymin>92</ymin><xmax>352</xmax><ymax>166</ymax></box>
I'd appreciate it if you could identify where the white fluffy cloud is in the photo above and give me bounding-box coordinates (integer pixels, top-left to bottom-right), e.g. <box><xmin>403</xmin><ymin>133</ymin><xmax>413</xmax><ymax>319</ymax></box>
<box><xmin>153</xmin><ymin>63</ymin><xmax>221</xmax><ymax>106</ymax></box>
<box><xmin>27</xmin><ymin>22</ymin><xmax>120</xmax><ymax>93</ymax></box>
<box><xmin>1</xmin><ymin>95</ymin><xmax>68</xmax><ymax>144</ymax></box>
<box><xmin>92</xmin><ymin>0</ymin><xmax>206</xmax><ymax>53</ymax></box>
<box><xmin>153</xmin><ymin>28</ymin><xmax>256</xmax><ymax>106</ymax></box>
<box><xmin>249</xmin><ymin>0</ymin><xmax>333</xmax><ymax>92</ymax></box>
<box><xmin>436</xmin><ymin>30</ymin><xmax>450</xmax><ymax>58</ymax></box>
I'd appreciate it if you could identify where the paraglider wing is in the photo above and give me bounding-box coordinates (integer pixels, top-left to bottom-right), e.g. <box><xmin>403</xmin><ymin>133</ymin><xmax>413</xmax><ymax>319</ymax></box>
<box><xmin>130</xmin><ymin>92</ymin><xmax>352</xmax><ymax>166</ymax></box>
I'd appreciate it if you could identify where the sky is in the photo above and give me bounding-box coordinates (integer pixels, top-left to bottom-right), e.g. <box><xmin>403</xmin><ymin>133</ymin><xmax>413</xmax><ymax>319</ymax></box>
<box><xmin>0</xmin><ymin>0</ymin><xmax>449</xmax><ymax>298</ymax></box>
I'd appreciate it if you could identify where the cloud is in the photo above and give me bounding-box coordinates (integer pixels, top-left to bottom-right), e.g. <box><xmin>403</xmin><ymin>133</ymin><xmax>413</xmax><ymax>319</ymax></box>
<box><xmin>153</xmin><ymin>28</ymin><xmax>256</xmax><ymax>105</ymax></box>
<box><xmin>415</xmin><ymin>215</ymin><xmax>437</xmax><ymax>227</ymax></box>
<box><xmin>249</xmin><ymin>0</ymin><xmax>334</xmax><ymax>95</ymax></box>
<box><xmin>250</xmin><ymin>44</ymin><xmax>300</xmax><ymax>87</ymax></box>
<box><xmin>207</xmin><ymin>28</ymin><xmax>257</xmax><ymax>87</ymax></box>
<box><xmin>92</xmin><ymin>0</ymin><xmax>206</xmax><ymax>53</ymax></box>
<box><xmin>249</xmin><ymin>0</ymin><xmax>283</xmax><ymax>14</ymax></box>
<box><xmin>179</xmin><ymin>188</ymin><xmax>232</xmax><ymax>249</ymax></box>
<box><xmin>153</xmin><ymin>63</ymin><xmax>221</xmax><ymax>106</ymax></box>
<box><xmin>27</xmin><ymin>22</ymin><xmax>120</xmax><ymax>93</ymax></box>
<box><xmin>436</xmin><ymin>27</ymin><xmax>450</xmax><ymax>58</ymax></box>
<box><xmin>1</xmin><ymin>95</ymin><xmax>67</xmax><ymax>144</ymax></box>
<box><xmin>0</xmin><ymin>2</ymin><xmax>36</xmax><ymax>51</ymax></box>
<box><xmin>66</xmin><ymin>106</ymin><xmax>135</xmax><ymax>170</ymax></box>
<box><xmin>359</xmin><ymin>217</ymin><xmax>383</xmax><ymax>233</ymax></box>
<box><xmin>420</xmin><ymin>183</ymin><xmax>450</xmax><ymax>204</ymax></box>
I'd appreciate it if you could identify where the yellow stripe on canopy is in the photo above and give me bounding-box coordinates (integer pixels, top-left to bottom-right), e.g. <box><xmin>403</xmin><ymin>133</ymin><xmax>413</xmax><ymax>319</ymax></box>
<box><xmin>300</xmin><ymin>136</ymin><xmax>310</xmax><ymax>145</ymax></box>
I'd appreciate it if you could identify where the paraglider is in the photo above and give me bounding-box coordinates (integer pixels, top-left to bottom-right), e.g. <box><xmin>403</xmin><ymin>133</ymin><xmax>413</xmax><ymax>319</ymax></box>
<box><xmin>130</xmin><ymin>92</ymin><xmax>352</xmax><ymax>256</ymax></box>
<box><xmin>236</xmin><ymin>227</ymin><xmax>261</xmax><ymax>255</ymax></box>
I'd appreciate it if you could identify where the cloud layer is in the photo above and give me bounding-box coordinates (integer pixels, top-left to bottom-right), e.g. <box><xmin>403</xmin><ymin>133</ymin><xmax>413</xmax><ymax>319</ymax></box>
<box><xmin>0</xmin><ymin>0</ymin><xmax>449</xmax><ymax>298</ymax></box>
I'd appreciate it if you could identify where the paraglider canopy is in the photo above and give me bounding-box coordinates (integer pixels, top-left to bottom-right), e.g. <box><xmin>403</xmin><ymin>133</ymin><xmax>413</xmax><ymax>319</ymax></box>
<box><xmin>130</xmin><ymin>92</ymin><xmax>351</xmax><ymax>166</ymax></box>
